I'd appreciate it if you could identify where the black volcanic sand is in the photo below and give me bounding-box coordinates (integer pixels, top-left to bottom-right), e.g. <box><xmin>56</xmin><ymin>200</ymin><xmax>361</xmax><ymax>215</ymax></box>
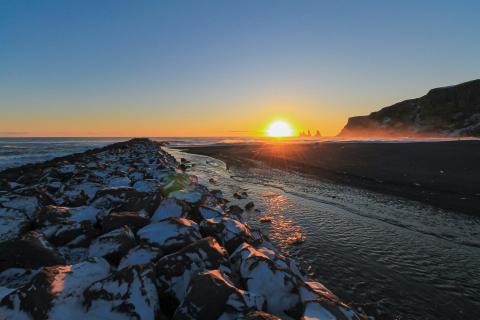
<box><xmin>181</xmin><ymin>141</ymin><xmax>480</xmax><ymax>215</ymax></box>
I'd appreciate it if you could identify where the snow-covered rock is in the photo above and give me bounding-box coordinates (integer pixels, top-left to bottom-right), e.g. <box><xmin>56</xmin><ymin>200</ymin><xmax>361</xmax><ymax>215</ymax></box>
<box><xmin>173</xmin><ymin>269</ymin><xmax>264</xmax><ymax>320</ymax></box>
<box><xmin>230</xmin><ymin>242</ymin><xmax>304</xmax><ymax>319</ymax></box>
<box><xmin>168</xmin><ymin>190</ymin><xmax>202</xmax><ymax>204</ymax></box>
<box><xmin>84</xmin><ymin>264</ymin><xmax>162</xmax><ymax>320</ymax></box>
<box><xmin>151</xmin><ymin>198</ymin><xmax>189</xmax><ymax>222</ymax></box>
<box><xmin>87</xmin><ymin>226</ymin><xmax>136</xmax><ymax>264</ymax></box>
<box><xmin>0</xmin><ymin>257</ymin><xmax>111</xmax><ymax>320</ymax></box>
<box><xmin>92</xmin><ymin>187</ymin><xmax>162</xmax><ymax>216</ymax></box>
<box><xmin>200</xmin><ymin>216</ymin><xmax>256</xmax><ymax>253</ymax></box>
<box><xmin>37</xmin><ymin>205</ymin><xmax>99</xmax><ymax>226</ymax></box>
<box><xmin>137</xmin><ymin>217</ymin><xmax>202</xmax><ymax>253</ymax></box>
<box><xmin>155</xmin><ymin>237</ymin><xmax>231</xmax><ymax>315</ymax></box>
<box><xmin>108</xmin><ymin>176</ymin><xmax>131</xmax><ymax>188</ymax></box>
<box><xmin>0</xmin><ymin>231</ymin><xmax>64</xmax><ymax>272</ymax></box>
<box><xmin>133</xmin><ymin>179</ymin><xmax>158</xmax><ymax>193</ymax></box>
<box><xmin>0</xmin><ymin>194</ymin><xmax>39</xmax><ymax>219</ymax></box>
<box><xmin>0</xmin><ymin>208</ymin><xmax>30</xmax><ymax>242</ymax></box>
<box><xmin>118</xmin><ymin>245</ymin><xmax>162</xmax><ymax>270</ymax></box>
<box><xmin>100</xmin><ymin>211</ymin><xmax>150</xmax><ymax>233</ymax></box>
<box><xmin>299</xmin><ymin>281</ymin><xmax>366</xmax><ymax>320</ymax></box>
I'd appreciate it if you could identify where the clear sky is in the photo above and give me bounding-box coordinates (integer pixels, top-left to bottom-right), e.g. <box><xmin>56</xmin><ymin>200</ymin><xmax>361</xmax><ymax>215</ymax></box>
<box><xmin>1</xmin><ymin>0</ymin><xmax>479</xmax><ymax>137</ymax></box>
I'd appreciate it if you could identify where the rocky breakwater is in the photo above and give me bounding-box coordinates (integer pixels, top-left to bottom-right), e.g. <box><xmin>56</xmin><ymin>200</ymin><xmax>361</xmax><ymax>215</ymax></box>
<box><xmin>0</xmin><ymin>138</ymin><xmax>367</xmax><ymax>320</ymax></box>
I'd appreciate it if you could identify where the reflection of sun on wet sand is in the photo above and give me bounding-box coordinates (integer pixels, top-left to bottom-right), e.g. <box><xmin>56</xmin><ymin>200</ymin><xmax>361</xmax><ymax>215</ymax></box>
<box><xmin>259</xmin><ymin>192</ymin><xmax>305</xmax><ymax>249</ymax></box>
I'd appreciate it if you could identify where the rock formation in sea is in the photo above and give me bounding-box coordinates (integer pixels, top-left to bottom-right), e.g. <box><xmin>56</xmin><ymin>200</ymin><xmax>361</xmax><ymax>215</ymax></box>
<box><xmin>338</xmin><ymin>79</ymin><xmax>480</xmax><ymax>137</ymax></box>
<box><xmin>0</xmin><ymin>138</ymin><xmax>367</xmax><ymax>319</ymax></box>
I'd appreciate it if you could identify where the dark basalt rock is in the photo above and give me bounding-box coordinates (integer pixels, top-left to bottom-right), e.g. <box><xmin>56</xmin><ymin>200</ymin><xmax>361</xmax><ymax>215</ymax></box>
<box><xmin>230</xmin><ymin>242</ymin><xmax>304</xmax><ymax>319</ymax></box>
<box><xmin>0</xmin><ymin>231</ymin><xmax>65</xmax><ymax>272</ymax></box>
<box><xmin>100</xmin><ymin>211</ymin><xmax>150</xmax><ymax>233</ymax></box>
<box><xmin>137</xmin><ymin>217</ymin><xmax>202</xmax><ymax>254</ymax></box>
<box><xmin>92</xmin><ymin>187</ymin><xmax>163</xmax><ymax>216</ymax></box>
<box><xmin>0</xmin><ymin>207</ymin><xmax>31</xmax><ymax>243</ymax></box>
<box><xmin>0</xmin><ymin>264</ymin><xmax>60</xmax><ymax>319</ymax></box>
<box><xmin>151</xmin><ymin>198</ymin><xmax>190</xmax><ymax>222</ymax></box>
<box><xmin>228</xmin><ymin>204</ymin><xmax>244</xmax><ymax>217</ymax></box>
<box><xmin>42</xmin><ymin>220</ymin><xmax>98</xmax><ymax>248</ymax></box>
<box><xmin>87</xmin><ymin>226</ymin><xmax>137</xmax><ymax>265</ymax></box>
<box><xmin>199</xmin><ymin>216</ymin><xmax>257</xmax><ymax>253</ymax></box>
<box><xmin>37</xmin><ymin>205</ymin><xmax>72</xmax><ymax>225</ymax></box>
<box><xmin>0</xmin><ymin>257</ymin><xmax>111</xmax><ymax>320</ymax></box>
<box><xmin>118</xmin><ymin>245</ymin><xmax>163</xmax><ymax>270</ymax></box>
<box><xmin>172</xmin><ymin>269</ymin><xmax>264</xmax><ymax>320</ymax></box>
<box><xmin>155</xmin><ymin>237</ymin><xmax>231</xmax><ymax>316</ymax></box>
<box><xmin>84</xmin><ymin>264</ymin><xmax>162</xmax><ymax>320</ymax></box>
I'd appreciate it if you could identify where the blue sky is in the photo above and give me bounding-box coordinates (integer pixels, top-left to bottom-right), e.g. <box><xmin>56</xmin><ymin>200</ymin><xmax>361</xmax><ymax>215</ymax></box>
<box><xmin>1</xmin><ymin>1</ymin><xmax>479</xmax><ymax>136</ymax></box>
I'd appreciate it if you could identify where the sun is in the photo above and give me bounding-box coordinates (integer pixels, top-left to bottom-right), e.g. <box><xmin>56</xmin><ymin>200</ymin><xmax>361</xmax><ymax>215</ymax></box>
<box><xmin>266</xmin><ymin>120</ymin><xmax>294</xmax><ymax>137</ymax></box>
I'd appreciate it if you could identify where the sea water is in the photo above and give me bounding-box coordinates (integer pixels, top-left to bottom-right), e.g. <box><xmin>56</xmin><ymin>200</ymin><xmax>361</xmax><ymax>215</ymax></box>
<box><xmin>168</xmin><ymin>148</ymin><xmax>480</xmax><ymax>320</ymax></box>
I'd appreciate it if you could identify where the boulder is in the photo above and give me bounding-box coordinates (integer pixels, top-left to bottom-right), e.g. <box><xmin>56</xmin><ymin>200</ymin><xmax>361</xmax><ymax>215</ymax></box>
<box><xmin>230</xmin><ymin>243</ymin><xmax>305</xmax><ymax>319</ymax></box>
<box><xmin>132</xmin><ymin>179</ymin><xmax>158</xmax><ymax>193</ymax></box>
<box><xmin>0</xmin><ymin>194</ymin><xmax>39</xmax><ymax>219</ymax></box>
<box><xmin>299</xmin><ymin>281</ymin><xmax>367</xmax><ymax>320</ymax></box>
<box><xmin>197</xmin><ymin>206</ymin><xmax>225</xmax><ymax>220</ymax></box>
<box><xmin>108</xmin><ymin>176</ymin><xmax>131</xmax><ymax>188</ymax></box>
<box><xmin>227</xmin><ymin>205</ymin><xmax>244</xmax><ymax>219</ymax></box>
<box><xmin>91</xmin><ymin>187</ymin><xmax>162</xmax><ymax>216</ymax></box>
<box><xmin>40</xmin><ymin>220</ymin><xmax>97</xmax><ymax>248</ymax></box>
<box><xmin>151</xmin><ymin>198</ymin><xmax>190</xmax><ymax>222</ymax></box>
<box><xmin>137</xmin><ymin>217</ymin><xmax>202</xmax><ymax>253</ymax></box>
<box><xmin>60</xmin><ymin>182</ymin><xmax>103</xmax><ymax>205</ymax></box>
<box><xmin>200</xmin><ymin>216</ymin><xmax>256</xmax><ymax>253</ymax></box>
<box><xmin>84</xmin><ymin>264</ymin><xmax>162</xmax><ymax>320</ymax></box>
<box><xmin>37</xmin><ymin>205</ymin><xmax>100</xmax><ymax>226</ymax></box>
<box><xmin>87</xmin><ymin>226</ymin><xmax>136</xmax><ymax>264</ymax></box>
<box><xmin>0</xmin><ymin>231</ymin><xmax>65</xmax><ymax>272</ymax></box>
<box><xmin>173</xmin><ymin>269</ymin><xmax>264</xmax><ymax>320</ymax></box>
<box><xmin>100</xmin><ymin>211</ymin><xmax>150</xmax><ymax>233</ymax></box>
<box><xmin>118</xmin><ymin>245</ymin><xmax>162</xmax><ymax>270</ymax></box>
<box><xmin>168</xmin><ymin>191</ymin><xmax>202</xmax><ymax>204</ymax></box>
<box><xmin>0</xmin><ymin>208</ymin><xmax>31</xmax><ymax>243</ymax></box>
<box><xmin>0</xmin><ymin>257</ymin><xmax>111</xmax><ymax>320</ymax></box>
<box><xmin>0</xmin><ymin>268</ymin><xmax>40</xmax><ymax>293</ymax></box>
<box><xmin>155</xmin><ymin>237</ymin><xmax>231</xmax><ymax>316</ymax></box>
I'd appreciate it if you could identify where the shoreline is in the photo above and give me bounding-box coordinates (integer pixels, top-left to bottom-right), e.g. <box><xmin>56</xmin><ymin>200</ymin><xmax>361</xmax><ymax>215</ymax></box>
<box><xmin>0</xmin><ymin>138</ymin><xmax>368</xmax><ymax>319</ymax></box>
<box><xmin>181</xmin><ymin>141</ymin><xmax>480</xmax><ymax>215</ymax></box>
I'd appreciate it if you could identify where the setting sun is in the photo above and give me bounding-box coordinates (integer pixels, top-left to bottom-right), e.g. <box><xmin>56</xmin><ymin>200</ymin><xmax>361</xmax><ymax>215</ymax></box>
<box><xmin>266</xmin><ymin>120</ymin><xmax>294</xmax><ymax>137</ymax></box>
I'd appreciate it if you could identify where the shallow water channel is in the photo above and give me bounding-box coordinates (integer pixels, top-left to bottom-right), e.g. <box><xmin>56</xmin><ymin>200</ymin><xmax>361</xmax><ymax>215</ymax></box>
<box><xmin>169</xmin><ymin>148</ymin><xmax>480</xmax><ymax>320</ymax></box>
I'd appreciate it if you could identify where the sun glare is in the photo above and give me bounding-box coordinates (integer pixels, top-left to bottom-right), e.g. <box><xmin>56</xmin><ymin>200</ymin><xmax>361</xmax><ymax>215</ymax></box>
<box><xmin>266</xmin><ymin>120</ymin><xmax>294</xmax><ymax>137</ymax></box>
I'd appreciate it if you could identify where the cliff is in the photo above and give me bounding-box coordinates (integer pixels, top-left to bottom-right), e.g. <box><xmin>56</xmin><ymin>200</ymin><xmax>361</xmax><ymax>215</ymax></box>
<box><xmin>339</xmin><ymin>79</ymin><xmax>480</xmax><ymax>137</ymax></box>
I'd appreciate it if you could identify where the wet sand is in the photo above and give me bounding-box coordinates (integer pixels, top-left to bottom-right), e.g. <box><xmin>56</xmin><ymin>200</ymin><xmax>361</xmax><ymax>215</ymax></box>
<box><xmin>182</xmin><ymin>141</ymin><xmax>480</xmax><ymax>215</ymax></box>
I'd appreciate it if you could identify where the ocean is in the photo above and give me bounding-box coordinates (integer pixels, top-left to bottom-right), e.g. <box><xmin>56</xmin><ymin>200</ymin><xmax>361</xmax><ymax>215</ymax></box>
<box><xmin>1</xmin><ymin>136</ymin><xmax>476</xmax><ymax>172</ymax></box>
<box><xmin>0</xmin><ymin>137</ymin><xmax>254</xmax><ymax>171</ymax></box>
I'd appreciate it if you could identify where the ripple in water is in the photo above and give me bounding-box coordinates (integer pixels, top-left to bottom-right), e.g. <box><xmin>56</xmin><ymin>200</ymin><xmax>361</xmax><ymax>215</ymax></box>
<box><xmin>169</xmin><ymin>148</ymin><xmax>480</xmax><ymax>320</ymax></box>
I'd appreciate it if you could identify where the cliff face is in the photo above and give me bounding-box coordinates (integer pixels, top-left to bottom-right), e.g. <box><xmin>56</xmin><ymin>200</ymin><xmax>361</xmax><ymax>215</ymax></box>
<box><xmin>339</xmin><ymin>79</ymin><xmax>480</xmax><ymax>137</ymax></box>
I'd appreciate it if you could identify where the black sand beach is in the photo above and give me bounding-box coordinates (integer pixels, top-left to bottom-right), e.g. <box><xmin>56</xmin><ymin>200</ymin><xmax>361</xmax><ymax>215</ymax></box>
<box><xmin>182</xmin><ymin>141</ymin><xmax>480</xmax><ymax>215</ymax></box>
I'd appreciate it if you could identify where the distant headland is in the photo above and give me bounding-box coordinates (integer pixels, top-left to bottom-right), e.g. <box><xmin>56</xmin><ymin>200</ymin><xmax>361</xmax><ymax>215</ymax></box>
<box><xmin>338</xmin><ymin>79</ymin><xmax>480</xmax><ymax>137</ymax></box>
